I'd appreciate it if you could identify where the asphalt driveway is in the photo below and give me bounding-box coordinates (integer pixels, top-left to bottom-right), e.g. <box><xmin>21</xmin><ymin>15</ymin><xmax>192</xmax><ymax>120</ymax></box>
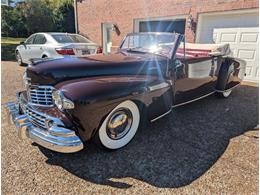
<box><xmin>1</xmin><ymin>61</ymin><xmax>259</xmax><ymax>194</ymax></box>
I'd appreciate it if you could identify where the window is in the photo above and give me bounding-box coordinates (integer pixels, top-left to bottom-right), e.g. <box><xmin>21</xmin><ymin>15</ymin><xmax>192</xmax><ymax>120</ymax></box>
<box><xmin>69</xmin><ymin>34</ymin><xmax>91</xmax><ymax>43</ymax></box>
<box><xmin>139</xmin><ymin>19</ymin><xmax>186</xmax><ymax>34</ymax></box>
<box><xmin>34</xmin><ymin>34</ymin><xmax>47</xmax><ymax>44</ymax></box>
<box><xmin>52</xmin><ymin>34</ymin><xmax>91</xmax><ymax>43</ymax></box>
<box><xmin>120</xmin><ymin>33</ymin><xmax>177</xmax><ymax>58</ymax></box>
<box><xmin>25</xmin><ymin>35</ymin><xmax>36</xmax><ymax>44</ymax></box>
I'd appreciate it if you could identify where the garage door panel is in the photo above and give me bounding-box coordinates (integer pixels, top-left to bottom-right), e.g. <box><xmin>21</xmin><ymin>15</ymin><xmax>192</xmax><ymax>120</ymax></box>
<box><xmin>237</xmin><ymin>49</ymin><xmax>256</xmax><ymax>60</ymax></box>
<box><xmin>220</xmin><ymin>32</ymin><xmax>237</xmax><ymax>42</ymax></box>
<box><xmin>214</xmin><ymin>27</ymin><xmax>258</xmax><ymax>82</ymax></box>
<box><xmin>240</xmin><ymin>32</ymin><xmax>258</xmax><ymax>43</ymax></box>
<box><xmin>246</xmin><ymin>66</ymin><xmax>253</xmax><ymax>76</ymax></box>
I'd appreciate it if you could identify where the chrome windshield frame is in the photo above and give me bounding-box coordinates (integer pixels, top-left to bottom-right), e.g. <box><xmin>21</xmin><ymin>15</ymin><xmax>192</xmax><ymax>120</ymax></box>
<box><xmin>118</xmin><ymin>32</ymin><xmax>183</xmax><ymax>59</ymax></box>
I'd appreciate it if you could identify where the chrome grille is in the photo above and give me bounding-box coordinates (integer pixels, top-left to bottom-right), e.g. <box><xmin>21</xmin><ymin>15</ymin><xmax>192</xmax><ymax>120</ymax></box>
<box><xmin>19</xmin><ymin>93</ymin><xmax>65</xmax><ymax>131</ymax></box>
<box><xmin>19</xmin><ymin>100</ymin><xmax>47</xmax><ymax>130</ymax></box>
<box><xmin>25</xmin><ymin>106</ymin><xmax>47</xmax><ymax>129</ymax></box>
<box><xmin>28</xmin><ymin>85</ymin><xmax>54</xmax><ymax>106</ymax></box>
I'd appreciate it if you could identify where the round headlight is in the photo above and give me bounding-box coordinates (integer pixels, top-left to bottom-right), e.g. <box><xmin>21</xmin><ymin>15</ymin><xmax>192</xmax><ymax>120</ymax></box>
<box><xmin>52</xmin><ymin>90</ymin><xmax>63</xmax><ymax>109</ymax></box>
<box><xmin>52</xmin><ymin>90</ymin><xmax>74</xmax><ymax>110</ymax></box>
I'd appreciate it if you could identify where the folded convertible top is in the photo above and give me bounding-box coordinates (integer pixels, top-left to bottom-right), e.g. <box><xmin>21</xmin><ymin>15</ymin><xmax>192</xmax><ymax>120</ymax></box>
<box><xmin>177</xmin><ymin>42</ymin><xmax>232</xmax><ymax>58</ymax></box>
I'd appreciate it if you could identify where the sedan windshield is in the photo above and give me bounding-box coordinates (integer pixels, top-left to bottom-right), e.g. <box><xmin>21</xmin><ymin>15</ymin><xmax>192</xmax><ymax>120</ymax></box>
<box><xmin>120</xmin><ymin>33</ymin><xmax>178</xmax><ymax>58</ymax></box>
<box><xmin>52</xmin><ymin>34</ymin><xmax>91</xmax><ymax>43</ymax></box>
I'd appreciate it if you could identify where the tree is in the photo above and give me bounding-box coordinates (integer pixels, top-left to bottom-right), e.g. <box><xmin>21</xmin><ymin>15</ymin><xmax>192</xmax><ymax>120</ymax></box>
<box><xmin>1</xmin><ymin>4</ymin><xmax>26</xmax><ymax>37</ymax></box>
<box><xmin>1</xmin><ymin>0</ymin><xmax>76</xmax><ymax>37</ymax></box>
<box><xmin>54</xmin><ymin>1</ymin><xmax>75</xmax><ymax>33</ymax></box>
<box><xmin>22</xmin><ymin>0</ymin><xmax>56</xmax><ymax>34</ymax></box>
<box><xmin>1</xmin><ymin>5</ymin><xmax>13</xmax><ymax>37</ymax></box>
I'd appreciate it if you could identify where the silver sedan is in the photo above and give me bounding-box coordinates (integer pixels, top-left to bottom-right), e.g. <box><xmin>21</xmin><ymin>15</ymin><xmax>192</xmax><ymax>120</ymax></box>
<box><xmin>15</xmin><ymin>32</ymin><xmax>102</xmax><ymax>66</ymax></box>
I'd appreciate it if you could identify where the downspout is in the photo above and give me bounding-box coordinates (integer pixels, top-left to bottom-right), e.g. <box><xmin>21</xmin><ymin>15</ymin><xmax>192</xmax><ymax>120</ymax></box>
<box><xmin>74</xmin><ymin>0</ymin><xmax>78</xmax><ymax>33</ymax></box>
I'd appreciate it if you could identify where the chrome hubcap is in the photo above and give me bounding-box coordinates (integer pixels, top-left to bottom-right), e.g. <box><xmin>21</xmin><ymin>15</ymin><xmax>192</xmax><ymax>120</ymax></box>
<box><xmin>106</xmin><ymin>108</ymin><xmax>133</xmax><ymax>140</ymax></box>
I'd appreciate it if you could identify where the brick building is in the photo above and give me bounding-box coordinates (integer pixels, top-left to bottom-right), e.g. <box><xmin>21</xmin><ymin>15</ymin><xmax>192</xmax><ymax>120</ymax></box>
<box><xmin>76</xmin><ymin>0</ymin><xmax>259</xmax><ymax>82</ymax></box>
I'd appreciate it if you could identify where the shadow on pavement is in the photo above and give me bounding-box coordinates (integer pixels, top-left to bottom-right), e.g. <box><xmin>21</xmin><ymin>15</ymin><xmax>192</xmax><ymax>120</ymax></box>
<box><xmin>38</xmin><ymin>85</ymin><xmax>258</xmax><ymax>189</ymax></box>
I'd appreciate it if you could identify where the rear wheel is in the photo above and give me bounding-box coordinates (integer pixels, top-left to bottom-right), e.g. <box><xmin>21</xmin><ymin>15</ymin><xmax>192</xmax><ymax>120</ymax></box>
<box><xmin>95</xmin><ymin>100</ymin><xmax>140</xmax><ymax>150</ymax></box>
<box><xmin>216</xmin><ymin>62</ymin><xmax>233</xmax><ymax>98</ymax></box>
<box><xmin>216</xmin><ymin>89</ymin><xmax>232</xmax><ymax>98</ymax></box>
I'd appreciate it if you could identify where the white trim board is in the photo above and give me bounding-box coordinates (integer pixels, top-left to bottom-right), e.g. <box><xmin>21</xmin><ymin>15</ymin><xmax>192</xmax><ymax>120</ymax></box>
<box><xmin>133</xmin><ymin>15</ymin><xmax>187</xmax><ymax>32</ymax></box>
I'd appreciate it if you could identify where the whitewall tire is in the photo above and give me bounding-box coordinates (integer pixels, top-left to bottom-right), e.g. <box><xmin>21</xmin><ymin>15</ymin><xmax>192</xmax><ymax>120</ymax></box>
<box><xmin>222</xmin><ymin>90</ymin><xmax>232</xmax><ymax>98</ymax></box>
<box><xmin>98</xmin><ymin>100</ymin><xmax>140</xmax><ymax>150</ymax></box>
<box><xmin>216</xmin><ymin>89</ymin><xmax>232</xmax><ymax>98</ymax></box>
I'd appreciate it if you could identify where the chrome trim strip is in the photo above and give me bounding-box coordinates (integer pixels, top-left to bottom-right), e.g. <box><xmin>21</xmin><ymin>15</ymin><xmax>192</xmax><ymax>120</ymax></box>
<box><xmin>150</xmin><ymin>109</ymin><xmax>172</xmax><ymax>122</ymax></box>
<box><xmin>150</xmin><ymin>91</ymin><xmax>216</xmax><ymax>122</ymax></box>
<box><xmin>4</xmin><ymin>101</ymin><xmax>83</xmax><ymax>153</ymax></box>
<box><xmin>172</xmin><ymin>92</ymin><xmax>215</xmax><ymax>108</ymax></box>
<box><xmin>148</xmin><ymin>82</ymin><xmax>169</xmax><ymax>91</ymax></box>
<box><xmin>215</xmin><ymin>84</ymin><xmax>240</xmax><ymax>93</ymax></box>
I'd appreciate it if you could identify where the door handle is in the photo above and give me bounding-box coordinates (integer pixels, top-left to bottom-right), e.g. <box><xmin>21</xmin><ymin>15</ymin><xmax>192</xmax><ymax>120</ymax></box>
<box><xmin>175</xmin><ymin>62</ymin><xmax>184</xmax><ymax>68</ymax></box>
<box><xmin>40</xmin><ymin>47</ymin><xmax>43</xmax><ymax>50</ymax></box>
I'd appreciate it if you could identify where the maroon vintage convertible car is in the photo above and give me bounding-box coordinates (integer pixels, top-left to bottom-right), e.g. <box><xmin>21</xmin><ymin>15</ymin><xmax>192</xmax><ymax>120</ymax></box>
<box><xmin>5</xmin><ymin>32</ymin><xmax>246</xmax><ymax>153</ymax></box>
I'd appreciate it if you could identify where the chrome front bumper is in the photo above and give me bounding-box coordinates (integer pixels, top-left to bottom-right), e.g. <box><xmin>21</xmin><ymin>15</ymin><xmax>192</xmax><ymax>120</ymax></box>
<box><xmin>4</xmin><ymin>101</ymin><xmax>84</xmax><ymax>153</ymax></box>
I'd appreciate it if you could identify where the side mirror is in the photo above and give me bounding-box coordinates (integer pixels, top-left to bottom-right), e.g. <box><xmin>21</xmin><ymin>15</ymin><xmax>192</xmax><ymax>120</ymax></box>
<box><xmin>20</xmin><ymin>41</ymin><xmax>25</xmax><ymax>45</ymax></box>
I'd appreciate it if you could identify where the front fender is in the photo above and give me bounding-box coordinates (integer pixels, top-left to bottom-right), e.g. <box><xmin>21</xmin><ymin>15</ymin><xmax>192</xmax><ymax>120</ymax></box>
<box><xmin>55</xmin><ymin>75</ymin><xmax>172</xmax><ymax>141</ymax></box>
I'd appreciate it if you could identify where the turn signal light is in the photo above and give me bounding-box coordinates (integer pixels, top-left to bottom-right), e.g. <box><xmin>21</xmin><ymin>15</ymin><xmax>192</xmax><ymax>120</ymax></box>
<box><xmin>55</xmin><ymin>48</ymin><xmax>75</xmax><ymax>55</ymax></box>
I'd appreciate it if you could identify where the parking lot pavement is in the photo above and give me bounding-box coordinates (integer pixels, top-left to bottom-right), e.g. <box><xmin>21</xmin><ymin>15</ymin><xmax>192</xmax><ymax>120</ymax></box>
<box><xmin>1</xmin><ymin>61</ymin><xmax>259</xmax><ymax>194</ymax></box>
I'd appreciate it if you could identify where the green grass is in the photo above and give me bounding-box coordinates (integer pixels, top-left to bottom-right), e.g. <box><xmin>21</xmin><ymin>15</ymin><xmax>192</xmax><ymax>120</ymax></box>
<box><xmin>1</xmin><ymin>37</ymin><xmax>26</xmax><ymax>61</ymax></box>
<box><xmin>1</xmin><ymin>37</ymin><xmax>25</xmax><ymax>44</ymax></box>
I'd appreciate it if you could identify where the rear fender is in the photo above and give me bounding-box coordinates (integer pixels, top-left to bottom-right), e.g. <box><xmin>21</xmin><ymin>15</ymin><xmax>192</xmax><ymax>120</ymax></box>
<box><xmin>216</xmin><ymin>57</ymin><xmax>246</xmax><ymax>91</ymax></box>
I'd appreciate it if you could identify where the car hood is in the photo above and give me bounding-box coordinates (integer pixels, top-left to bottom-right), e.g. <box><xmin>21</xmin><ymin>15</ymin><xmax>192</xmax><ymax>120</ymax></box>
<box><xmin>26</xmin><ymin>52</ymin><xmax>169</xmax><ymax>85</ymax></box>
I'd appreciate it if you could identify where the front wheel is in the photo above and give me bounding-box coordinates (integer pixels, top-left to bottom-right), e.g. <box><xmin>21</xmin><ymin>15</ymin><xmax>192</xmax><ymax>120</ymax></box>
<box><xmin>96</xmin><ymin>100</ymin><xmax>140</xmax><ymax>150</ymax></box>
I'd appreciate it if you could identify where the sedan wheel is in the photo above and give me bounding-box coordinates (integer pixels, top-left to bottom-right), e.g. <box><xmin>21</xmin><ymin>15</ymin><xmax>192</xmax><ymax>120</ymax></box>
<box><xmin>16</xmin><ymin>51</ymin><xmax>26</xmax><ymax>66</ymax></box>
<box><xmin>97</xmin><ymin>100</ymin><xmax>140</xmax><ymax>150</ymax></box>
<box><xmin>16</xmin><ymin>51</ymin><xmax>22</xmax><ymax>65</ymax></box>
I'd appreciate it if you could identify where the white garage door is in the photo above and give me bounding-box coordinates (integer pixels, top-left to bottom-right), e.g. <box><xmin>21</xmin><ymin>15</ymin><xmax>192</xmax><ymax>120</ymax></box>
<box><xmin>214</xmin><ymin>28</ymin><xmax>259</xmax><ymax>82</ymax></box>
<box><xmin>196</xmin><ymin>10</ymin><xmax>259</xmax><ymax>82</ymax></box>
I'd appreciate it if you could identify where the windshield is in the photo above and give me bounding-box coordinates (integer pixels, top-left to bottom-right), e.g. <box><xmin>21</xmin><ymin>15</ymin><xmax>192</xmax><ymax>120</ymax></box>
<box><xmin>120</xmin><ymin>33</ymin><xmax>178</xmax><ymax>58</ymax></box>
<box><xmin>52</xmin><ymin>34</ymin><xmax>91</xmax><ymax>43</ymax></box>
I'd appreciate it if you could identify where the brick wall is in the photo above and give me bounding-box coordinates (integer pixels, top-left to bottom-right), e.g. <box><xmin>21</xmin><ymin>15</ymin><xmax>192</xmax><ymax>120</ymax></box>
<box><xmin>77</xmin><ymin>0</ymin><xmax>258</xmax><ymax>47</ymax></box>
